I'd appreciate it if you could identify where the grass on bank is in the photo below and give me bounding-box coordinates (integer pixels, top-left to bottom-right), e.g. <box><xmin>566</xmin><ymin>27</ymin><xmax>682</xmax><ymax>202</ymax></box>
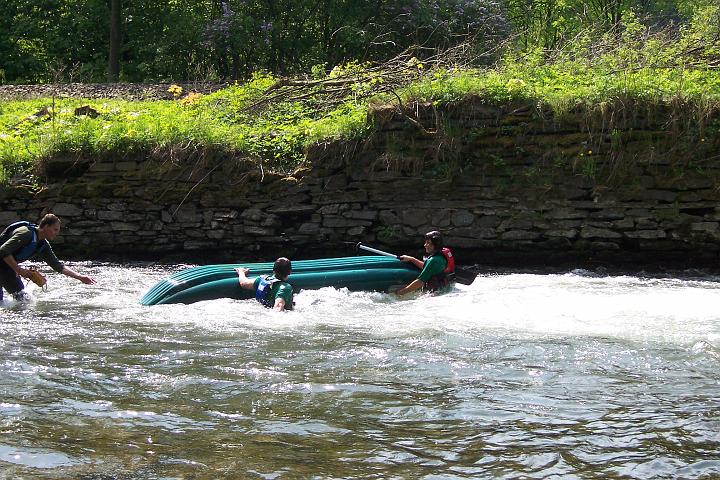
<box><xmin>0</xmin><ymin>74</ymin><xmax>371</xmax><ymax>183</ymax></box>
<box><xmin>2</xmin><ymin>65</ymin><xmax>719</xmax><ymax>185</ymax></box>
<box><xmin>1</xmin><ymin>7</ymin><xmax>719</xmax><ymax>184</ymax></box>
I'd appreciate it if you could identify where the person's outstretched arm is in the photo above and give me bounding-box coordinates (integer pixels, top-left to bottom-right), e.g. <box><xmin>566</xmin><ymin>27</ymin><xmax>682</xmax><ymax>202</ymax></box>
<box><xmin>272</xmin><ymin>282</ymin><xmax>293</xmax><ymax>311</ymax></box>
<box><xmin>235</xmin><ymin>268</ymin><xmax>256</xmax><ymax>290</ymax></box>
<box><xmin>399</xmin><ymin>255</ymin><xmax>424</xmax><ymax>270</ymax></box>
<box><xmin>395</xmin><ymin>255</ymin><xmax>425</xmax><ymax>295</ymax></box>
<box><xmin>395</xmin><ymin>278</ymin><xmax>423</xmax><ymax>296</ymax></box>
<box><xmin>62</xmin><ymin>265</ymin><xmax>95</xmax><ymax>284</ymax></box>
<box><xmin>273</xmin><ymin>297</ymin><xmax>287</xmax><ymax>311</ymax></box>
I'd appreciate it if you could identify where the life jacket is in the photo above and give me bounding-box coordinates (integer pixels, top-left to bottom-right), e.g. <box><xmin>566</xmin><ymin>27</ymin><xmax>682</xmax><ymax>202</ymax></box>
<box><xmin>255</xmin><ymin>275</ymin><xmax>294</xmax><ymax>310</ymax></box>
<box><xmin>255</xmin><ymin>275</ymin><xmax>280</xmax><ymax>308</ymax></box>
<box><xmin>423</xmin><ymin>247</ymin><xmax>456</xmax><ymax>293</ymax></box>
<box><xmin>0</xmin><ymin>221</ymin><xmax>48</xmax><ymax>263</ymax></box>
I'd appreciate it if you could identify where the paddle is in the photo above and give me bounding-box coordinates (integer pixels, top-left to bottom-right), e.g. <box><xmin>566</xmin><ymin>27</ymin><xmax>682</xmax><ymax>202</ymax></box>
<box><xmin>356</xmin><ymin>243</ymin><xmax>477</xmax><ymax>285</ymax></box>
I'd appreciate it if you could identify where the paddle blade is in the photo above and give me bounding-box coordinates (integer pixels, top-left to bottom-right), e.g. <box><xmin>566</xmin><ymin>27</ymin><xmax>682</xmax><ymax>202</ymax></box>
<box><xmin>453</xmin><ymin>267</ymin><xmax>476</xmax><ymax>285</ymax></box>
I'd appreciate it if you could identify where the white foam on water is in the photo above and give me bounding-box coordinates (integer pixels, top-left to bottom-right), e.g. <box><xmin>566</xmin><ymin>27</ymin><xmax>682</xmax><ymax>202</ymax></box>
<box><xmin>285</xmin><ymin>271</ymin><xmax>720</xmax><ymax>347</ymax></box>
<box><xmin>8</xmin><ymin>263</ymin><xmax>720</xmax><ymax>350</ymax></box>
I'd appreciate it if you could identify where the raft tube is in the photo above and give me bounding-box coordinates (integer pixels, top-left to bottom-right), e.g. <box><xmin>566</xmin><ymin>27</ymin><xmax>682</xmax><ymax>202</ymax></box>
<box><xmin>140</xmin><ymin>255</ymin><xmax>419</xmax><ymax>305</ymax></box>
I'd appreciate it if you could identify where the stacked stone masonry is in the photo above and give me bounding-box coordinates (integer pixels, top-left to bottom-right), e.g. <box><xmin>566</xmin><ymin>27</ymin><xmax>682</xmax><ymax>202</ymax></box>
<box><xmin>2</xmin><ymin>99</ymin><xmax>719</xmax><ymax>267</ymax></box>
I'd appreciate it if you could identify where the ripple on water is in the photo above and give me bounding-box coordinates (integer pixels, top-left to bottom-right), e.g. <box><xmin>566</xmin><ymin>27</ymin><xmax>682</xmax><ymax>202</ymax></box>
<box><xmin>0</xmin><ymin>443</ymin><xmax>88</xmax><ymax>469</ymax></box>
<box><xmin>1</xmin><ymin>262</ymin><xmax>719</xmax><ymax>478</ymax></box>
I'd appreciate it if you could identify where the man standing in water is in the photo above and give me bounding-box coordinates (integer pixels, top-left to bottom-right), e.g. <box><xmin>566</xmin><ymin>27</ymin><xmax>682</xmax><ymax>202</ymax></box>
<box><xmin>394</xmin><ymin>230</ymin><xmax>455</xmax><ymax>296</ymax></box>
<box><xmin>235</xmin><ymin>257</ymin><xmax>294</xmax><ymax>311</ymax></box>
<box><xmin>0</xmin><ymin>213</ymin><xmax>96</xmax><ymax>301</ymax></box>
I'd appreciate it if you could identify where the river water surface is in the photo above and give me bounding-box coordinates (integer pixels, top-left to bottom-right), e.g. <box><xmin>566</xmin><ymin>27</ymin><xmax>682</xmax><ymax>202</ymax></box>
<box><xmin>1</xmin><ymin>262</ymin><xmax>719</xmax><ymax>479</ymax></box>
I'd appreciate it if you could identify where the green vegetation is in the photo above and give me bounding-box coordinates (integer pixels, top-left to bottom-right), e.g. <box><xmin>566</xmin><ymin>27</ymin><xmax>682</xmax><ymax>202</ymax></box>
<box><xmin>0</xmin><ymin>0</ymin><xmax>507</xmax><ymax>83</ymax></box>
<box><xmin>0</xmin><ymin>74</ymin><xmax>371</xmax><ymax>182</ymax></box>
<box><xmin>1</xmin><ymin>4</ymin><xmax>719</xmax><ymax>185</ymax></box>
<box><xmin>401</xmin><ymin>6</ymin><xmax>720</xmax><ymax>108</ymax></box>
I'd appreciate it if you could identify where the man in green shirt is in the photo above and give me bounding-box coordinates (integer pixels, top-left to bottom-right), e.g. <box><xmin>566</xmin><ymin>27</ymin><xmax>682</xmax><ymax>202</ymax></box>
<box><xmin>235</xmin><ymin>257</ymin><xmax>294</xmax><ymax>311</ymax></box>
<box><xmin>0</xmin><ymin>213</ymin><xmax>96</xmax><ymax>301</ymax></box>
<box><xmin>394</xmin><ymin>230</ymin><xmax>454</xmax><ymax>295</ymax></box>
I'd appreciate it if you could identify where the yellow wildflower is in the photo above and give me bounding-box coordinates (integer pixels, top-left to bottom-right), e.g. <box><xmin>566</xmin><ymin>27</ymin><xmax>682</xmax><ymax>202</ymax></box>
<box><xmin>180</xmin><ymin>92</ymin><xmax>202</xmax><ymax>105</ymax></box>
<box><xmin>505</xmin><ymin>78</ymin><xmax>526</xmax><ymax>93</ymax></box>
<box><xmin>168</xmin><ymin>84</ymin><xmax>183</xmax><ymax>97</ymax></box>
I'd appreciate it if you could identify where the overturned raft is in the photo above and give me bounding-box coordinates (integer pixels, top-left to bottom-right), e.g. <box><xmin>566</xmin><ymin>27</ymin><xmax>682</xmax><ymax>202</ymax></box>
<box><xmin>140</xmin><ymin>255</ymin><xmax>419</xmax><ymax>305</ymax></box>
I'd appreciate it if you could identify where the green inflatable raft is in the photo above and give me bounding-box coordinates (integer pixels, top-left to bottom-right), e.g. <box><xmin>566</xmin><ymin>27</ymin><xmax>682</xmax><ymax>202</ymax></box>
<box><xmin>140</xmin><ymin>255</ymin><xmax>419</xmax><ymax>305</ymax></box>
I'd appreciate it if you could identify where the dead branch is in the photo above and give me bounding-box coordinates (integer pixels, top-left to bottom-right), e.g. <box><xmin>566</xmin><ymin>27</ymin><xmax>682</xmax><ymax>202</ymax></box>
<box><xmin>240</xmin><ymin>42</ymin><xmax>477</xmax><ymax>117</ymax></box>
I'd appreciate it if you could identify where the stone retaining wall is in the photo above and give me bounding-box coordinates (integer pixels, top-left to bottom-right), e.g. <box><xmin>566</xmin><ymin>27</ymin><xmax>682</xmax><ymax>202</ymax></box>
<box><xmin>2</xmin><ymin>99</ymin><xmax>719</xmax><ymax>267</ymax></box>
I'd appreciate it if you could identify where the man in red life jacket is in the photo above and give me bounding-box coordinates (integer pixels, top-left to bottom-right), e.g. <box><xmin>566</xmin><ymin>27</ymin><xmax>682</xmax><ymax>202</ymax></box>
<box><xmin>394</xmin><ymin>230</ymin><xmax>456</xmax><ymax>296</ymax></box>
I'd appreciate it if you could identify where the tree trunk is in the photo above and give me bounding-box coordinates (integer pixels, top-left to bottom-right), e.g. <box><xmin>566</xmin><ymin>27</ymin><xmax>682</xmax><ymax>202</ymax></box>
<box><xmin>108</xmin><ymin>0</ymin><xmax>121</xmax><ymax>82</ymax></box>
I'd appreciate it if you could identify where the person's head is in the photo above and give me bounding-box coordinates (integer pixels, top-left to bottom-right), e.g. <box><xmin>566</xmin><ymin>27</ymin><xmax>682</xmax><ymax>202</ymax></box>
<box><xmin>38</xmin><ymin>213</ymin><xmax>61</xmax><ymax>240</ymax></box>
<box><xmin>424</xmin><ymin>230</ymin><xmax>443</xmax><ymax>254</ymax></box>
<box><xmin>273</xmin><ymin>257</ymin><xmax>292</xmax><ymax>280</ymax></box>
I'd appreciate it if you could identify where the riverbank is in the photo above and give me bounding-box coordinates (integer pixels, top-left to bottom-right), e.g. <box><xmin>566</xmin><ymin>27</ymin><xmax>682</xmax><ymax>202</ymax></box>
<box><xmin>2</xmin><ymin>93</ymin><xmax>720</xmax><ymax>270</ymax></box>
<box><xmin>2</xmin><ymin>53</ymin><xmax>720</xmax><ymax>270</ymax></box>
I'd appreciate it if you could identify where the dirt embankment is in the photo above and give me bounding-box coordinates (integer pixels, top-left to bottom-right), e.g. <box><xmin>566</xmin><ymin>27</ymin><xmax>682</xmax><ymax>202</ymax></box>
<box><xmin>0</xmin><ymin>82</ymin><xmax>228</xmax><ymax>101</ymax></box>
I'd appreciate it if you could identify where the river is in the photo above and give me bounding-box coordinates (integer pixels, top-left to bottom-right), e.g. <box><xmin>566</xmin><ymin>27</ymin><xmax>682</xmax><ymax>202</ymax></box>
<box><xmin>1</xmin><ymin>262</ymin><xmax>719</xmax><ymax>479</ymax></box>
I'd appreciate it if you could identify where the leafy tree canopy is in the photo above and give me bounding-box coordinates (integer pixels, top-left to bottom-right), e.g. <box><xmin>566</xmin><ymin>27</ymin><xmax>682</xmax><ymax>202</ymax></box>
<box><xmin>0</xmin><ymin>0</ymin><xmax>716</xmax><ymax>83</ymax></box>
